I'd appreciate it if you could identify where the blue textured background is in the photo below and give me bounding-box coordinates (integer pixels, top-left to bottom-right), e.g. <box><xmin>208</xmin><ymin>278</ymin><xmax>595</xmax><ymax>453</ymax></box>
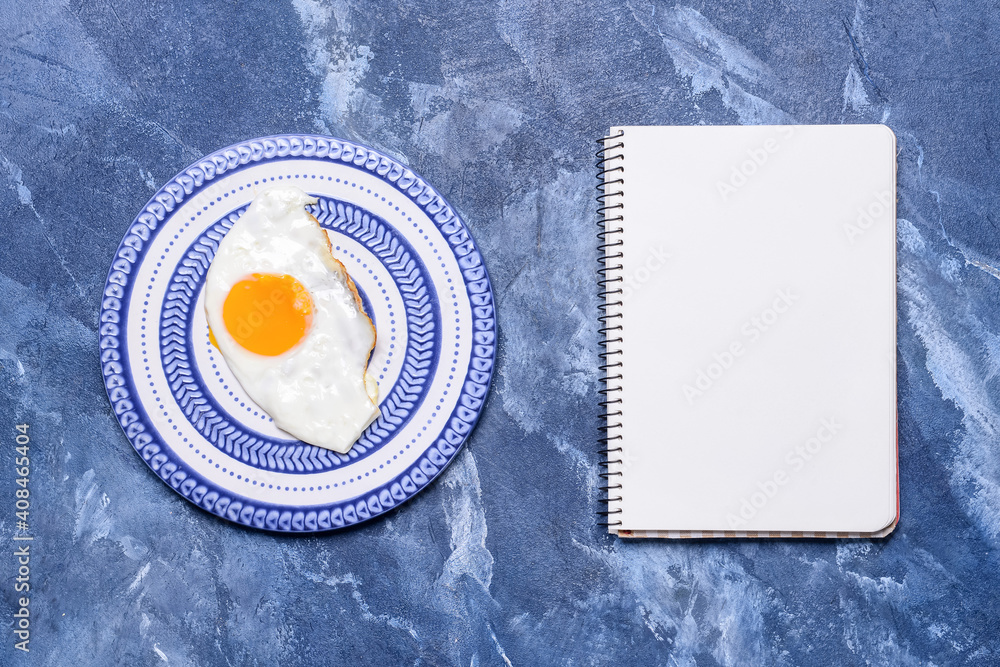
<box><xmin>2</xmin><ymin>0</ymin><xmax>999</xmax><ymax>664</ymax></box>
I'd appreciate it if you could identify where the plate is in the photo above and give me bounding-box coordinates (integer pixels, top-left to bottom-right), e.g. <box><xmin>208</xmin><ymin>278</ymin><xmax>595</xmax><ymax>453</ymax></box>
<box><xmin>100</xmin><ymin>135</ymin><xmax>496</xmax><ymax>532</ymax></box>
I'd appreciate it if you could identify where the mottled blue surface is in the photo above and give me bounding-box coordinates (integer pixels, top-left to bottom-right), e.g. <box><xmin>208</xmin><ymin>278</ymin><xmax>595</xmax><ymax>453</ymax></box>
<box><xmin>1</xmin><ymin>0</ymin><xmax>999</xmax><ymax>664</ymax></box>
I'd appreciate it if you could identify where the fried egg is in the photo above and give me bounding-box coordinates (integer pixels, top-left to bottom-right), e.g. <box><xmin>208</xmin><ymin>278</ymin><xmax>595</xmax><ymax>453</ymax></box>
<box><xmin>203</xmin><ymin>185</ymin><xmax>379</xmax><ymax>454</ymax></box>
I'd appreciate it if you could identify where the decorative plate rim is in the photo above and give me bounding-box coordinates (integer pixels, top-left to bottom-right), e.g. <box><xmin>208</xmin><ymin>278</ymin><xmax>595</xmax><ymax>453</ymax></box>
<box><xmin>99</xmin><ymin>133</ymin><xmax>497</xmax><ymax>533</ymax></box>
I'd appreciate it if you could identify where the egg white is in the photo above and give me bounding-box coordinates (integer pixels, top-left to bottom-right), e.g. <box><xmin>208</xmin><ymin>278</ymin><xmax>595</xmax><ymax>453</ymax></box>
<box><xmin>203</xmin><ymin>185</ymin><xmax>379</xmax><ymax>454</ymax></box>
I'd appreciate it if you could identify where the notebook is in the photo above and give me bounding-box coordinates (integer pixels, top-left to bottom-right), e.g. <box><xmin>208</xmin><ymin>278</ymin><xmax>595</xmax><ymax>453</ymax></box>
<box><xmin>597</xmin><ymin>125</ymin><xmax>898</xmax><ymax>538</ymax></box>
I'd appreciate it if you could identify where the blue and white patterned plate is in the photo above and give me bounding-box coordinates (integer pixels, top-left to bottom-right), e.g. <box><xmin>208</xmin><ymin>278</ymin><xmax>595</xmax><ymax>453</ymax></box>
<box><xmin>100</xmin><ymin>135</ymin><xmax>496</xmax><ymax>532</ymax></box>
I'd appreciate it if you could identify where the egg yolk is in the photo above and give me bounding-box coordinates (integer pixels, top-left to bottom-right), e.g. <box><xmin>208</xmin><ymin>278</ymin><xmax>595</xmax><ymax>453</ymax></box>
<box><xmin>223</xmin><ymin>273</ymin><xmax>314</xmax><ymax>356</ymax></box>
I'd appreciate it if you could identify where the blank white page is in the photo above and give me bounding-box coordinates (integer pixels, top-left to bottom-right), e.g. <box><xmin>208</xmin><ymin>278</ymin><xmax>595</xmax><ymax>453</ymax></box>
<box><xmin>610</xmin><ymin>124</ymin><xmax>897</xmax><ymax>536</ymax></box>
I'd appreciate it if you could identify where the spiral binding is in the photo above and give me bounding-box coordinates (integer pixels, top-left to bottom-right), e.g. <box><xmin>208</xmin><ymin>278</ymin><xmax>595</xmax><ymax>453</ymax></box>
<box><xmin>596</xmin><ymin>130</ymin><xmax>625</xmax><ymax>530</ymax></box>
